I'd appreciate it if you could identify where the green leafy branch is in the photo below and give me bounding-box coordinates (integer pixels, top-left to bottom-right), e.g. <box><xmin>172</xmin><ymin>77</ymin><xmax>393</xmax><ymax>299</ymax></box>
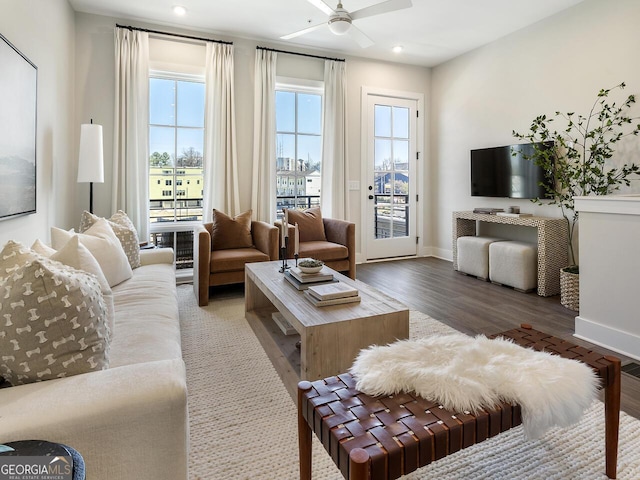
<box><xmin>513</xmin><ymin>82</ymin><xmax>640</xmax><ymax>266</ymax></box>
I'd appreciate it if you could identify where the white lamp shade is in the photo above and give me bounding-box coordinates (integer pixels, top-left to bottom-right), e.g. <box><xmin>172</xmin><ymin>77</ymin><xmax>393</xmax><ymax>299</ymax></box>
<box><xmin>77</xmin><ymin>123</ymin><xmax>104</xmax><ymax>183</ymax></box>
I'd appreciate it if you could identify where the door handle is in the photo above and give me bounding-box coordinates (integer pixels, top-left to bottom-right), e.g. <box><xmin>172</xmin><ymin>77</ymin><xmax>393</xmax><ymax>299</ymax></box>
<box><xmin>368</xmin><ymin>195</ymin><xmax>374</xmax><ymax>200</ymax></box>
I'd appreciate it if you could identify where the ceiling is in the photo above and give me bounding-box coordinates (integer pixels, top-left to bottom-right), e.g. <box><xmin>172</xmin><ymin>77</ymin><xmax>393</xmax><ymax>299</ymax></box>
<box><xmin>68</xmin><ymin>0</ymin><xmax>585</xmax><ymax>67</ymax></box>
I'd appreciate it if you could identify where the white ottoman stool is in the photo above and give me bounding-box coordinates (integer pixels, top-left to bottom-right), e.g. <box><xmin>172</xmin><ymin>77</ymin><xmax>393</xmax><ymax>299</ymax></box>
<box><xmin>489</xmin><ymin>241</ymin><xmax>538</xmax><ymax>292</ymax></box>
<box><xmin>456</xmin><ymin>236</ymin><xmax>505</xmax><ymax>280</ymax></box>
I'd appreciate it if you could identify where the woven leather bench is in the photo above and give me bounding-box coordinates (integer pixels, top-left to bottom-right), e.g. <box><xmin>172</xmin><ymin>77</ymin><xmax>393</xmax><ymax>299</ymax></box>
<box><xmin>297</xmin><ymin>324</ymin><xmax>621</xmax><ymax>480</ymax></box>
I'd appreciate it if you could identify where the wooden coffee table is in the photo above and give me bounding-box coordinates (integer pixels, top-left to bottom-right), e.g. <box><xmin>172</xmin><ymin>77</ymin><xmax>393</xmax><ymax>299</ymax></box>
<box><xmin>245</xmin><ymin>261</ymin><xmax>409</xmax><ymax>399</ymax></box>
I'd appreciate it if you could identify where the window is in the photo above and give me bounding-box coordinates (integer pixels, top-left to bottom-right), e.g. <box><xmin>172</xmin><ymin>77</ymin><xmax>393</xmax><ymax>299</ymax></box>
<box><xmin>275</xmin><ymin>79</ymin><xmax>323</xmax><ymax>217</ymax></box>
<box><xmin>149</xmin><ymin>74</ymin><xmax>205</xmax><ymax>224</ymax></box>
<box><xmin>149</xmin><ymin>73</ymin><xmax>205</xmax><ymax>271</ymax></box>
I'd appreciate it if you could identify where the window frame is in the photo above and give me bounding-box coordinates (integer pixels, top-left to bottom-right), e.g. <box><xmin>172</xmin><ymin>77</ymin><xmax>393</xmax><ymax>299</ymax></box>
<box><xmin>275</xmin><ymin>77</ymin><xmax>324</xmax><ymax>217</ymax></box>
<box><xmin>148</xmin><ymin>70</ymin><xmax>205</xmax><ymax>231</ymax></box>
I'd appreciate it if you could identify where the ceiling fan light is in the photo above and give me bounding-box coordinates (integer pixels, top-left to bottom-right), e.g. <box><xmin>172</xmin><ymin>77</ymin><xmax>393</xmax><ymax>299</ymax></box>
<box><xmin>328</xmin><ymin>18</ymin><xmax>352</xmax><ymax>35</ymax></box>
<box><xmin>172</xmin><ymin>5</ymin><xmax>187</xmax><ymax>16</ymax></box>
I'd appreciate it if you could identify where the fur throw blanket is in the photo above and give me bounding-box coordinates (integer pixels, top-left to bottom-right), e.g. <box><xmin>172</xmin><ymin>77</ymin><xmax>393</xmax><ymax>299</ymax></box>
<box><xmin>350</xmin><ymin>334</ymin><xmax>598</xmax><ymax>439</ymax></box>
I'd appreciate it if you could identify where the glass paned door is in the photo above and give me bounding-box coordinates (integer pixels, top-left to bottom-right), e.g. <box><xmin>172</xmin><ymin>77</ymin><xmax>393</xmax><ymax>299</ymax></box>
<box><xmin>366</xmin><ymin>95</ymin><xmax>417</xmax><ymax>259</ymax></box>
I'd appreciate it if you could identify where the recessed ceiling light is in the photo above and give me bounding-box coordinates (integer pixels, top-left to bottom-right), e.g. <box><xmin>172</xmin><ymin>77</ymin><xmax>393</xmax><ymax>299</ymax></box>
<box><xmin>172</xmin><ymin>5</ymin><xmax>187</xmax><ymax>16</ymax></box>
<box><xmin>392</xmin><ymin>45</ymin><xmax>403</xmax><ymax>53</ymax></box>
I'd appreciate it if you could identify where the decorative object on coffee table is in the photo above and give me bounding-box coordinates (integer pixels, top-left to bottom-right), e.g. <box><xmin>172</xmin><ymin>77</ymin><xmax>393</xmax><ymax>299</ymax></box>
<box><xmin>297</xmin><ymin>258</ymin><xmax>324</xmax><ymax>274</ymax></box>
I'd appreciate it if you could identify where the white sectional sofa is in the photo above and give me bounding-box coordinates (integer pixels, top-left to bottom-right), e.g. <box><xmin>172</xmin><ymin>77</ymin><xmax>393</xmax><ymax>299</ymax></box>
<box><xmin>0</xmin><ymin>248</ymin><xmax>188</xmax><ymax>480</ymax></box>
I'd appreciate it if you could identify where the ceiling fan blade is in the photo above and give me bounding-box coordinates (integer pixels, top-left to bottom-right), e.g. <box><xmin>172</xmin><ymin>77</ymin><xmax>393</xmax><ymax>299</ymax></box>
<box><xmin>281</xmin><ymin>23</ymin><xmax>326</xmax><ymax>40</ymax></box>
<box><xmin>307</xmin><ymin>0</ymin><xmax>335</xmax><ymax>16</ymax></box>
<box><xmin>351</xmin><ymin>0</ymin><xmax>412</xmax><ymax>21</ymax></box>
<box><xmin>349</xmin><ymin>25</ymin><xmax>375</xmax><ymax>48</ymax></box>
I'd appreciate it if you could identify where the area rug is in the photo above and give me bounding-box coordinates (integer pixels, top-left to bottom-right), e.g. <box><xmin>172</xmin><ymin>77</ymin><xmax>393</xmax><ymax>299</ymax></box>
<box><xmin>177</xmin><ymin>285</ymin><xmax>640</xmax><ymax>479</ymax></box>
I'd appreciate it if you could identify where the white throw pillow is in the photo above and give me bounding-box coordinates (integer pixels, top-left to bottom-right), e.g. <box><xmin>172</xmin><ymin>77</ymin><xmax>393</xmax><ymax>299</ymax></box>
<box><xmin>31</xmin><ymin>239</ymin><xmax>56</xmax><ymax>257</ymax></box>
<box><xmin>0</xmin><ymin>256</ymin><xmax>111</xmax><ymax>385</ymax></box>
<box><xmin>80</xmin><ymin>210</ymin><xmax>141</xmax><ymax>269</ymax></box>
<box><xmin>52</xmin><ymin>218</ymin><xmax>132</xmax><ymax>287</ymax></box>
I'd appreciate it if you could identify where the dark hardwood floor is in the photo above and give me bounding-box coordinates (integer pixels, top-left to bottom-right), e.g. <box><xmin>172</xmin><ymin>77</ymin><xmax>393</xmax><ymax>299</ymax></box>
<box><xmin>355</xmin><ymin>256</ymin><xmax>640</xmax><ymax>421</ymax></box>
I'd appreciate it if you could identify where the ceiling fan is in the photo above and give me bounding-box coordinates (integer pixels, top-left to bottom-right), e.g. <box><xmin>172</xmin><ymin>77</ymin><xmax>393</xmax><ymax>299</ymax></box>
<box><xmin>281</xmin><ymin>0</ymin><xmax>413</xmax><ymax>48</ymax></box>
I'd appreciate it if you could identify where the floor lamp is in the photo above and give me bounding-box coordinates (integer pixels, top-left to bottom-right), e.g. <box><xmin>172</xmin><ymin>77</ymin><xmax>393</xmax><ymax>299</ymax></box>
<box><xmin>77</xmin><ymin>120</ymin><xmax>104</xmax><ymax>214</ymax></box>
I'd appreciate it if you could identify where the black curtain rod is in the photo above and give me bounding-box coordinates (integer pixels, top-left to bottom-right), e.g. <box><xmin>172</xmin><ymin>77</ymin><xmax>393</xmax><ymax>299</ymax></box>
<box><xmin>256</xmin><ymin>46</ymin><xmax>345</xmax><ymax>63</ymax></box>
<box><xmin>116</xmin><ymin>24</ymin><xmax>232</xmax><ymax>45</ymax></box>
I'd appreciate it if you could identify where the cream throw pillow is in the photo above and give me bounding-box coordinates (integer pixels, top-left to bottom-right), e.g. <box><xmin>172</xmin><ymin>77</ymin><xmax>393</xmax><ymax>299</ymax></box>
<box><xmin>0</xmin><ymin>256</ymin><xmax>111</xmax><ymax>385</ymax></box>
<box><xmin>52</xmin><ymin>218</ymin><xmax>132</xmax><ymax>287</ymax></box>
<box><xmin>80</xmin><ymin>210</ymin><xmax>141</xmax><ymax>269</ymax></box>
<box><xmin>33</xmin><ymin>236</ymin><xmax>116</xmax><ymax>337</ymax></box>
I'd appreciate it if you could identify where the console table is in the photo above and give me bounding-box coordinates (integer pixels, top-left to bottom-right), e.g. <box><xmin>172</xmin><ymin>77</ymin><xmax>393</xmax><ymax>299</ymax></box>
<box><xmin>452</xmin><ymin>212</ymin><xmax>568</xmax><ymax>296</ymax></box>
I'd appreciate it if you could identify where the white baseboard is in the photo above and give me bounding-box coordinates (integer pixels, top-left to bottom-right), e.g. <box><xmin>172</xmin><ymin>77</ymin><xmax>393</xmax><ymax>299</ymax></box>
<box><xmin>574</xmin><ymin>316</ymin><xmax>640</xmax><ymax>361</ymax></box>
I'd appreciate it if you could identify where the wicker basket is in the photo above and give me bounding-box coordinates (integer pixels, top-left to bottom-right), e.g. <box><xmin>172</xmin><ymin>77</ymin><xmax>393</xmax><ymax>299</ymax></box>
<box><xmin>560</xmin><ymin>268</ymin><xmax>579</xmax><ymax>312</ymax></box>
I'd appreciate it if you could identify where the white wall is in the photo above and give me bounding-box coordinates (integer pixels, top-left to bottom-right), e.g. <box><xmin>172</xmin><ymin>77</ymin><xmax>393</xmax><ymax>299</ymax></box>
<box><xmin>73</xmin><ymin>12</ymin><xmax>431</xmax><ymax>255</ymax></box>
<box><xmin>0</xmin><ymin>0</ymin><xmax>75</xmax><ymax>245</ymax></box>
<box><xmin>430</xmin><ymin>0</ymin><xmax>640</xmax><ymax>259</ymax></box>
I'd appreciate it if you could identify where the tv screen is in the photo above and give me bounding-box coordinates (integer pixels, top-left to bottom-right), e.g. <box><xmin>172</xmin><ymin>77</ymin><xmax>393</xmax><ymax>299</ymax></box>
<box><xmin>470</xmin><ymin>142</ymin><xmax>553</xmax><ymax>199</ymax></box>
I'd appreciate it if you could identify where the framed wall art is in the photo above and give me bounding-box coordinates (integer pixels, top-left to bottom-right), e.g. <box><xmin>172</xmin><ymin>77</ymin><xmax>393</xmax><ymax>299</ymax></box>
<box><xmin>0</xmin><ymin>32</ymin><xmax>37</xmax><ymax>220</ymax></box>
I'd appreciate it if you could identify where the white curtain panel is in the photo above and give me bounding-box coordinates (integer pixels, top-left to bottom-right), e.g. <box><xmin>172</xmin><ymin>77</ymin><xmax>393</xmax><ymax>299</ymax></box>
<box><xmin>321</xmin><ymin>60</ymin><xmax>348</xmax><ymax>220</ymax></box>
<box><xmin>113</xmin><ymin>27</ymin><xmax>150</xmax><ymax>242</ymax></box>
<box><xmin>203</xmin><ymin>42</ymin><xmax>239</xmax><ymax>221</ymax></box>
<box><xmin>251</xmin><ymin>49</ymin><xmax>278</xmax><ymax>224</ymax></box>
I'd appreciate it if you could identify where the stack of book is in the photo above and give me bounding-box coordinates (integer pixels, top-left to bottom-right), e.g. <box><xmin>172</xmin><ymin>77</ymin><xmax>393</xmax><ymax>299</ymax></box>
<box><xmin>304</xmin><ymin>282</ymin><xmax>361</xmax><ymax>307</ymax></box>
<box><xmin>284</xmin><ymin>266</ymin><xmax>338</xmax><ymax>290</ymax></box>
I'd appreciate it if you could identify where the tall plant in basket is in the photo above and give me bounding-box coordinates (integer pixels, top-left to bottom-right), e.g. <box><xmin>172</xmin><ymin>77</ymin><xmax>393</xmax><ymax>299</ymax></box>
<box><xmin>513</xmin><ymin>82</ymin><xmax>640</xmax><ymax>310</ymax></box>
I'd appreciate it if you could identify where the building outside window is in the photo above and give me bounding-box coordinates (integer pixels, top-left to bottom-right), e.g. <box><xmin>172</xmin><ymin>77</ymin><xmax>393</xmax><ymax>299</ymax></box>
<box><xmin>275</xmin><ymin>79</ymin><xmax>323</xmax><ymax>217</ymax></box>
<box><xmin>148</xmin><ymin>73</ymin><xmax>205</xmax><ymax>269</ymax></box>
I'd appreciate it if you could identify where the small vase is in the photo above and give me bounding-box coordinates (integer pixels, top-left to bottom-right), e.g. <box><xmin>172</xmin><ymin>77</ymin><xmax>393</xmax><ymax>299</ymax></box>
<box><xmin>560</xmin><ymin>267</ymin><xmax>579</xmax><ymax>312</ymax></box>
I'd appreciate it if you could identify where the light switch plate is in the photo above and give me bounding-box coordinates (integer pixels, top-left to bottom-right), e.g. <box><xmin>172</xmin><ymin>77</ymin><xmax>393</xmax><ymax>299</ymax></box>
<box><xmin>348</xmin><ymin>180</ymin><xmax>360</xmax><ymax>191</ymax></box>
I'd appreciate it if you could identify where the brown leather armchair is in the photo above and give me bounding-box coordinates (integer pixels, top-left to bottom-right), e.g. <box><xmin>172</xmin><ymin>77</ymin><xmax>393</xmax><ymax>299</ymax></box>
<box><xmin>193</xmin><ymin>220</ymin><xmax>279</xmax><ymax>306</ymax></box>
<box><xmin>277</xmin><ymin>214</ymin><xmax>356</xmax><ymax>280</ymax></box>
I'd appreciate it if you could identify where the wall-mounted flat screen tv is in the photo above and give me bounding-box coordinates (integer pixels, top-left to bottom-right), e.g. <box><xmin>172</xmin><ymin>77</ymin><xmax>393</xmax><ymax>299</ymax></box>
<box><xmin>470</xmin><ymin>142</ymin><xmax>554</xmax><ymax>199</ymax></box>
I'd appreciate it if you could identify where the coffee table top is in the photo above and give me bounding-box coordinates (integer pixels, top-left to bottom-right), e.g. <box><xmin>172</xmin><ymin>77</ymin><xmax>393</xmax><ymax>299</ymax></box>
<box><xmin>245</xmin><ymin>261</ymin><xmax>408</xmax><ymax>329</ymax></box>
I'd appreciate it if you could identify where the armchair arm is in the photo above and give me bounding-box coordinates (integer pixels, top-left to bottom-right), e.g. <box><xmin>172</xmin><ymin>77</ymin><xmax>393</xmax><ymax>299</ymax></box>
<box><xmin>251</xmin><ymin>221</ymin><xmax>279</xmax><ymax>260</ymax></box>
<box><xmin>324</xmin><ymin>218</ymin><xmax>356</xmax><ymax>279</ymax></box>
<box><xmin>193</xmin><ymin>223</ymin><xmax>212</xmax><ymax>306</ymax></box>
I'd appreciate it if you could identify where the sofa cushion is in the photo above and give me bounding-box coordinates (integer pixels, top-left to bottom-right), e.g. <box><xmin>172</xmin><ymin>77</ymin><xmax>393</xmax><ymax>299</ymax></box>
<box><xmin>0</xmin><ymin>257</ymin><xmax>111</xmax><ymax>385</ymax></box>
<box><xmin>108</xmin><ymin>263</ymin><xmax>181</xmax><ymax>367</ymax></box>
<box><xmin>286</xmin><ymin>207</ymin><xmax>326</xmax><ymax>242</ymax></box>
<box><xmin>298</xmin><ymin>241</ymin><xmax>348</xmax><ymax>262</ymax></box>
<box><xmin>80</xmin><ymin>210</ymin><xmax>141</xmax><ymax>269</ymax></box>
<box><xmin>52</xmin><ymin>218</ymin><xmax>132</xmax><ymax>287</ymax></box>
<box><xmin>211</xmin><ymin>209</ymin><xmax>253</xmax><ymax>250</ymax></box>
<box><xmin>210</xmin><ymin>248</ymin><xmax>270</xmax><ymax>273</ymax></box>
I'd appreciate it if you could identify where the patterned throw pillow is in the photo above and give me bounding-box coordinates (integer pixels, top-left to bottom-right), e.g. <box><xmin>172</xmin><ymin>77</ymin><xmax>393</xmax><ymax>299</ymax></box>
<box><xmin>80</xmin><ymin>210</ymin><xmax>141</xmax><ymax>269</ymax></box>
<box><xmin>211</xmin><ymin>209</ymin><xmax>254</xmax><ymax>250</ymax></box>
<box><xmin>0</xmin><ymin>256</ymin><xmax>111</xmax><ymax>385</ymax></box>
<box><xmin>33</xmin><ymin>236</ymin><xmax>116</xmax><ymax>337</ymax></box>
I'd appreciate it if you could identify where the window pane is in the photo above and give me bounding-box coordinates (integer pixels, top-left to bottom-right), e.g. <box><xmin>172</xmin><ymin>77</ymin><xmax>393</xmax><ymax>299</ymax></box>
<box><xmin>276</xmin><ymin>133</ymin><xmax>296</xmax><ymax>170</ymax></box>
<box><xmin>149</xmin><ymin>78</ymin><xmax>175</xmax><ymax>126</ymax></box>
<box><xmin>177</xmin><ymin>81</ymin><xmax>205</xmax><ymax>127</ymax></box>
<box><xmin>392</xmin><ymin>106</ymin><xmax>409</xmax><ymax>139</ymax></box>
<box><xmin>297</xmin><ymin>94</ymin><xmax>322</xmax><ymax>134</ymax></box>
<box><xmin>176</xmin><ymin>128</ymin><xmax>204</xmax><ymax>167</ymax></box>
<box><xmin>393</xmin><ymin>139</ymin><xmax>409</xmax><ymax>168</ymax></box>
<box><xmin>276</xmin><ymin>91</ymin><xmax>295</xmax><ymax>132</ymax></box>
<box><xmin>149</xmin><ymin>126</ymin><xmax>175</xmax><ymax>166</ymax></box>
<box><xmin>375</xmin><ymin>138</ymin><xmax>391</xmax><ymax>171</ymax></box>
<box><xmin>297</xmin><ymin>135</ymin><xmax>322</xmax><ymax>172</ymax></box>
<box><xmin>374</xmin><ymin>105</ymin><xmax>391</xmax><ymax>137</ymax></box>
